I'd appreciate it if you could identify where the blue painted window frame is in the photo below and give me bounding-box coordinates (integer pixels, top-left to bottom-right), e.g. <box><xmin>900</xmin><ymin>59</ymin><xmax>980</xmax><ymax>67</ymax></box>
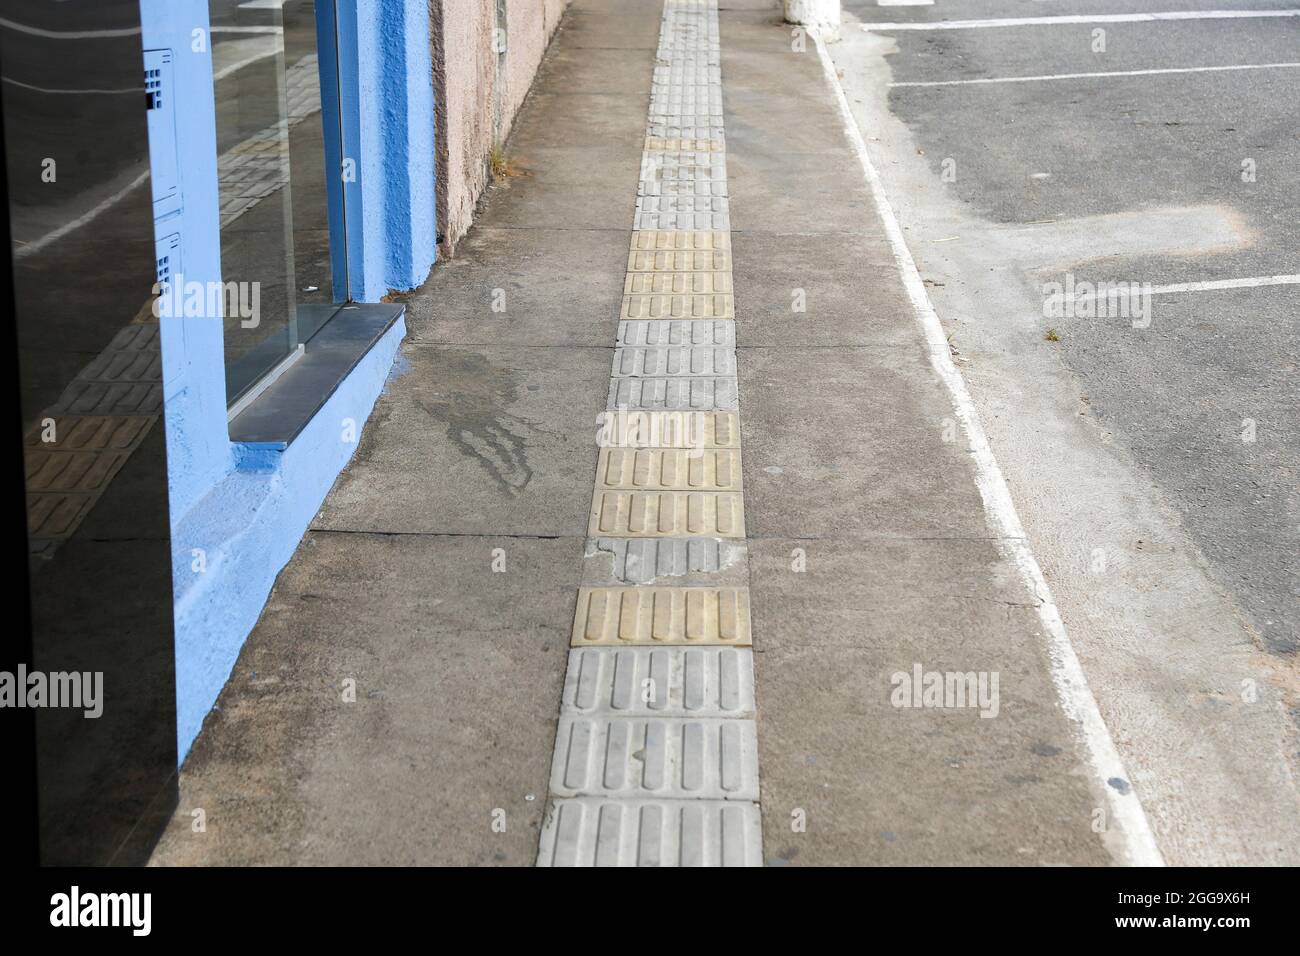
<box><xmin>315</xmin><ymin>0</ymin><xmax>364</xmax><ymax>304</ymax></box>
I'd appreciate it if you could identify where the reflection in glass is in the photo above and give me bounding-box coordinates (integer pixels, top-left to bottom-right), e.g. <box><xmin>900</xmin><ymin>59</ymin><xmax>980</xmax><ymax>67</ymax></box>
<box><xmin>2</xmin><ymin>0</ymin><xmax>178</xmax><ymax>864</ymax></box>
<box><xmin>209</xmin><ymin>0</ymin><xmax>343</xmax><ymax>406</ymax></box>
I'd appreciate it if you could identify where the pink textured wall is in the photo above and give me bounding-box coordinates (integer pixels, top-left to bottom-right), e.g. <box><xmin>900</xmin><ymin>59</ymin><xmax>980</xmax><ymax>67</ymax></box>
<box><xmin>431</xmin><ymin>0</ymin><xmax>569</xmax><ymax>254</ymax></box>
<box><xmin>501</xmin><ymin>0</ymin><xmax>563</xmax><ymax>141</ymax></box>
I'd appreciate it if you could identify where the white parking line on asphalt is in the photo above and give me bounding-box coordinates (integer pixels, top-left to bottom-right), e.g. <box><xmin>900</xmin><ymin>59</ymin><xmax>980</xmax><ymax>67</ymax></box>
<box><xmin>813</xmin><ymin>29</ymin><xmax>1167</xmax><ymax>867</ymax></box>
<box><xmin>861</xmin><ymin>10</ymin><xmax>1300</xmax><ymax>30</ymax></box>
<box><xmin>891</xmin><ymin>62</ymin><xmax>1300</xmax><ymax>87</ymax></box>
<box><xmin>877</xmin><ymin>0</ymin><xmax>934</xmax><ymax>6</ymax></box>
<box><xmin>1073</xmin><ymin>274</ymin><xmax>1300</xmax><ymax>300</ymax></box>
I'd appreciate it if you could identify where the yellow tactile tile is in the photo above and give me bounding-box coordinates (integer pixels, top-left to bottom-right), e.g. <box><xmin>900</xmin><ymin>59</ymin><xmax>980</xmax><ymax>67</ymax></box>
<box><xmin>572</xmin><ymin>587</ymin><xmax>752</xmax><ymax>646</ymax></box>
<box><xmin>627</xmin><ymin>249</ymin><xmax>731</xmax><ymax>273</ymax></box>
<box><xmin>596</xmin><ymin>410</ymin><xmax>741</xmax><ymax>449</ymax></box>
<box><xmin>24</xmin><ymin>414</ymin><xmax>155</xmax><ymax>452</ymax></box>
<box><xmin>621</xmin><ymin>293</ymin><xmax>734</xmax><ymax>320</ymax></box>
<box><xmin>596</xmin><ymin>447</ymin><xmax>742</xmax><ymax>492</ymax></box>
<box><xmin>624</xmin><ymin>272</ymin><xmax>733</xmax><ymax>295</ymax></box>
<box><xmin>589</xmin><ymin>490</ymin><xmax>746</xmax><ymax>538</ymax></box>
<box><xmin>644</xmin><ymin>137</ymin><xmax>724</xmax><ymax>151</ymax></box>
<box><xmin>25</xmin><ymin>448</ymin><xmax>130</xmax><ymax>493</ymax></box>
<box><xmin>630</xmin><ymin>230</ymin><xmax>730</xmax><ymax>253</ymax></box>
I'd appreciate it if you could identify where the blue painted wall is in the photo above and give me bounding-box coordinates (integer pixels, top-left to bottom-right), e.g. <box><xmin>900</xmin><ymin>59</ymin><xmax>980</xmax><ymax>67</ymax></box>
<box><xmin>340</xmin><ymin>0</ymin><xmax>439</xmax><ymax>300</ymax></box>
<box><xmin>141</xmin><ymin>0</ymin><xmax>232</xmax><ymax>521</ymax></box>
<box><xmin>140</xmin><ymin>0</ymin><xmax>434</xmax><ymax>759</ymax></box>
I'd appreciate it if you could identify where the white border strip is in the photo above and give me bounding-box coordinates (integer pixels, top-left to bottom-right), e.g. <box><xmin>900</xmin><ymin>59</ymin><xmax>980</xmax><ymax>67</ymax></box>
<box><xmin>1070</xmin><ymin>274</ymin><xmax>1300</xmax><ymax>302</ymax></box>
<box><xmin>1140</xmin><ymin>275</ymin><xmax>1300</xmax><ymax>296</ymax></box>
<box><xmin>861</xmin><ymin>10</ymin><xmax>1300</xmax><ymax>30</ymax></box>
<box><xmin>812</xmin><ymin>31</ymin><xmax>1164</xmax><ymax>867</ymax></box>
<box><xmin>891</xmin><ymin>61</ymin><xmax>1300</xmax><ymax>88</ymax></box>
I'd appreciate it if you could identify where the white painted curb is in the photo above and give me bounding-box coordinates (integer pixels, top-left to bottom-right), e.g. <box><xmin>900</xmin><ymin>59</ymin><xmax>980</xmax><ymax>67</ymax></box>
<box><xmin>811</xmin><ymin>29</ymin><xmax>1165</xmax><ymax>868</ymax></box>
<box><xmin>784</xmin><ymin>0</ymin><xmax>840</xmax><ymax>29</ymax></box>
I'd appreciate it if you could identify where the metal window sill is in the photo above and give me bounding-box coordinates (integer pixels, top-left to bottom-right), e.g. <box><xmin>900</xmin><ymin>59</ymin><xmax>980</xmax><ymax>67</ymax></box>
<box><xmin>228</xmin><ymin>302</ymin><xmax>404</xmax><ymax>451</ymax></box>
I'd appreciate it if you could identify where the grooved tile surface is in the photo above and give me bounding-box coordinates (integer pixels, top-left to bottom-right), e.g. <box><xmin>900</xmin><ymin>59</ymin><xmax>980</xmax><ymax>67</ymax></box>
<box><xmin>583</xmin><ymin>536</ymin><xmax>748</xmax><ymax>586</ymax></box>
<box><xmin>617</xmin><ymin>319</ymin><xmax>735</xmax><ymax>347</ymax></box>
<box><xmin>607</xmin><ymin>376</ymin><xmax>738</xmax><ymax>411</ymax></box>
<box><xmin>562</xmin><ymin>646</ymin><xmax>756</xmax><ymax>717</ymax></box>
<box><xmin>633</xmin><ymin>211</ymin><xmax>731</xmax><ymax>231</ymax></box>
<box><xmin>643</xmin><ymin>137</ymin><xmax>724</xmax><ymax>151</ymax></box>
<box><xmin>611</xmin><ymin>346</ymin><xmax>736</xmax><ymax>378</ymax></box>
<box><xmin>630</xmin><ymin>230</ymin><xmax>730</xmax><ymax>252</ymax></box>
<box><xmin>596</xmin><ymin>447</ymin><xmax>741</xmax><ymax>491</ymax></box>
<box><xmin>25</xmin><ymin>448</ymin><xmax>131</xmax><ymax>494</ymax></box>
<box><xmin>572</xmin><ymin>586</ymin><xmax>752</xmax><ymax>645</ymax></box>
<box><xmin>649</xmin><ymin>90</ymin><xmax>723</xmax><ymax>113</ymax></box>
<box><xmin>550</xmin><ymin>716</ymin><xmax>759</xmax><ymax>800</ymax></box>
<box><xmin>596</xmin><ymin>409</ymin><xmax>741</xmax><ymax>448</ymax></box>
<box><xmin>621</xmin><ymin>292</ymin><xmax>735</xmax><ymax>319</ymax></box>
<box><xmin>538</xmin><ymin>798</ymin><xmax>762</xmax><ymax>867</ymax></box>
<box><xmin>645</xmin><ymin>123</ymin><xmax>726</xmax><ymax>140</ymax></box>
<box><xmin>636</xmin><ymin>196</ymin><xmax>729</xmax><ymax>217</ymax></box>
<box><xmin>588</xmin><ymin>490</ymin><xmax>745</xmax><ymax>537</ymax></box>
<box><xmin>25</xmin><ymin>414</ymin><xmax>154</xmax><ymax>453</ymax></box>
<box><xmin>624</xmin><ymin>272</ymin><xmax>732</xmax><ymax>295</ymax></box>
<box><xmin>636</xmin><ymin>179</ymin><xmax>728</xmax><ymax>198</ymax></box>
<box><xmin>626</xmin><ymin>249</ymin><xmax>731</xmax><ymax>272</ymax></box>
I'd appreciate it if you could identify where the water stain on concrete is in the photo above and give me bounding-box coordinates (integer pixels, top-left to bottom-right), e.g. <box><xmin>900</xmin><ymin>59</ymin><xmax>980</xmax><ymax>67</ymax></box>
<box><xmin>417</xmin><ymin>350</ymin><xmax>534</xmax><ymax>496</ymax></box>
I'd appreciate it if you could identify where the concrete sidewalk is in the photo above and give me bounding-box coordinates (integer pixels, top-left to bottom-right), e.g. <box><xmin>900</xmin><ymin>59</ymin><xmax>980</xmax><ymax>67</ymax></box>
<box><xmin>151</xmin><ymin>0</ymin><xmax>1144</xmax><ymax>866</ymax></box>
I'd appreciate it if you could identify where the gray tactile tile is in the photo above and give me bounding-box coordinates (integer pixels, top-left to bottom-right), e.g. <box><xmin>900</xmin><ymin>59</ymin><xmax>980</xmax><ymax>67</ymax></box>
<box><xmin>635</xmin><ymin>195</ymin><xmax>729</xmax><ymax>216</ymax></box>
<box><xmin>633</xmin><ymin>210</ymin><xmax>731</xmax><ymax>231</ymax></box>
<box><xmin>538</xmin><ymin>797</ymin><xmax>762</xmax><ymax>867</ymax></box>
<box><xmin>646</xmin><ymin>123</ymin><xmax>725</xmax><ymax>141</ymax></box>
<box><xmin>611</xmin><ymin>346</ymin><xmax>736</xmax><ymax>377</ymax></box>
<box><xmin>583</xmin><ymin>536</ymin><xmax>748</xmax><ymax>586</ymax></box>
<box><xmin>640</xmin><ymin>150</ymin><xmax>726</xmax><ymax>171</ymax></box>
<box><xmin>607</xmin><ymin>376</ymin><xmax>738</xmax><ymax>411</ymax></box>
<box><xmin>550</xmin><ymin>715</ymin><xmax>759</xmax><ymax>800</ymax></box>
<box><xmin>617</xmin><ymin>319</ymin><xmax>735</xmax><ymax>347</ymax></box>
<box><xmin>650</xmin><ymin>90</ymin><xmax>723</xmax><ymax>114</ymax></box>
<box><xmin>637</xmin><ymin>177</ymin><xmax>728</xmax><ymax>198</ymax></box>
<box><xmin>562</xmin><ymin>646</ymin><xmax>756</xmax><ymax>718</ymax></box>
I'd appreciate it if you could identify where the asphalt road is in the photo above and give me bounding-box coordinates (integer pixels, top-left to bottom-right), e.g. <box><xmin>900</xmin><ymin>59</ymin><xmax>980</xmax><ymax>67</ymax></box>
<box><xmin>844</xmin><ymin>0</ymin><xmax>1299</xmax><ymax>653</ymax></box>
<box><xmin>831</xmin><ymin>0</ymin><xmax>1299</xmax><ymax>862</ymax></box>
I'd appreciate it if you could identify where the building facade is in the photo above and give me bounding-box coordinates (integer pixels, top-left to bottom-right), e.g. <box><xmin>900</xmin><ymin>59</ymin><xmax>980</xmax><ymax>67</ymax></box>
<box><xmin>5</xmin><ymin>0</ymin><xmax>565</xmax><ymax>864</ymax></box>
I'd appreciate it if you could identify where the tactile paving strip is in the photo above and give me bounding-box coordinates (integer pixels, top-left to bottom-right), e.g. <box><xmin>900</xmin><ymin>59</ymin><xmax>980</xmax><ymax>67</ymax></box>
<box><xmin>538</xmin><ymin>798</ymin><xmax>762</xmax><ymax>867</ymax></box>
<box><xmin>625</xmin><ymin>272</ymin><xmax>733</xmax><ymax>294</ymax></box>
<box><xmin>550</xmin><ymin>716</ymin><xmax>759</xmax><ymax>800</ymax></box>
<box><xmin>630</xmin><ymin>230</ymin><xmax>729</xmax><ymax>252</ymax></box>
<box><xmin>621</xmin><ymin>292</ymin><xmax>735</xmax><ymax>320</ymax></box>
<box><xmin>583</xmin><ymin>537</ymin><xmax>748</xmax><ymax>586</ymax></box>
<box><xmin>637</xmin><ymin>178</ymin><xmax>728</xmax><ymax>199</ymax></box>
<box><xmin>540</xmin><ymin>0</ymin><xmax>761</xmax><ymax>867</ymax></box>
<box><xmin>596</xmin><ymin>409</ymin><xmax>741</xmax><ymax>449</ymax></box>
<box><xmin>611</xmin><ymin>346</ymin><xmax>736</xmax><ymax>377</ymax></box>
<box><xmin>571</xmin><ymin>586</ymin><xmax>752</xmax><ymax>646</ymax></box>
<box><xmin>627</xmin><ymin>248</ymin><xmax>731</xmax><ymax>272</ymax></box>
<box><xmin>562</xmin><ymin>646</ymin><xmax>756</xmax><ymax>717</ymax></box>
<box><xmin>617</xmin><ymin>320</ymin><xmax>735</xmax><ymax>348</ymax></box>
<box><xmin>607</xmin><ymin>376</ymin><xmax>738</xmax><ymax>411</ymax></box>
<box><xmin>596</xmin><ymin>448</ymin><xmax>741</xmax><ymax>492</ymax></box>
<box><xmin>588</xmin><ymin>489</ymin><xmax>745</xmax><ymax>537</ymax></box>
